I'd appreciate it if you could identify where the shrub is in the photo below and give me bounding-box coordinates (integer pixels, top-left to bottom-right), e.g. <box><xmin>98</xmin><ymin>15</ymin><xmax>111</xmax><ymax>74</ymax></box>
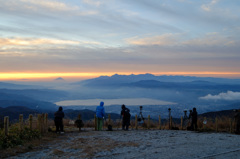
<box><xmin>0</xmin><ymin>125</ymin><xmax>41</xmax><ymax>150</ymax></box>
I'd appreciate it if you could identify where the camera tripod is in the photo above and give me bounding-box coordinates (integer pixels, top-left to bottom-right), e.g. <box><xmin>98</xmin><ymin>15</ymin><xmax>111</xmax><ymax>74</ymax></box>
<box><xmin>137</xmin><ymin>106</ymin><xmax>145</xmax><ymax>123</ymax></box>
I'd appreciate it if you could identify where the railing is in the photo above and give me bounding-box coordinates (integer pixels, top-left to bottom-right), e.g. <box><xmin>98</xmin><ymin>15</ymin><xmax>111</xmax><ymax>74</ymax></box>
<box><xmin>3</xmin><ymin>113</ymin><xmax>48</xmax><ymax>136</ymax></box>
<box><xmin>2</xmin><ymin>113</ymin><xmax>236</xmax><ymax>136</ymax></box>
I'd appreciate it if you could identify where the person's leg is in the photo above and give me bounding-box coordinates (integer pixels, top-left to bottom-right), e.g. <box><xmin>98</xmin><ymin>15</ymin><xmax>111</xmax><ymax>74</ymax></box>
<box><xmin>98</xmin><ymin>118</ymin><xmax>103</xmax><ymax>131</ymax></box>
<box><xmin>55</xmin><ymin>121</ymin><xmax>60</xmax><ymax>133</ymax></box>
<box><xmin>97</xmin><ymin>118</ymin><xmax>100</xmax><ymax>131</ymax></box>
<box><xmin>122</xmin><ymin>120</ymin><xmax>125</xmax><ymax>130</ymax></box>
<box><xmin>60</xmin><ymin>121</ymin><xmax>64</xmax><ymax>132</ymax></box>
<box><xmin>126</xmin><ymin>123</ymin><xmax>129</xmax><ymax>130</ymax></box>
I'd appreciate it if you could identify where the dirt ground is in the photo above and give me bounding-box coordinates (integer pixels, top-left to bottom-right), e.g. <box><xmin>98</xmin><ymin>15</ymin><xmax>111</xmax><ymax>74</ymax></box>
<box><xmin>3</xmin><ymin>128</ymin><xmax>240</xmax><ymax>159</ymax></box>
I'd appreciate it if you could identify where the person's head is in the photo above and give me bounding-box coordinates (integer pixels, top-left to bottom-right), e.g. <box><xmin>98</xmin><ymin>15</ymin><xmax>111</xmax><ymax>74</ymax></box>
<box><xmin>122</xmin><ymin>104</ymin><xmax>125</xmax><ymax>109</ymax></box>
<box><xmin>59</xmin><ymin>106</ymin><xmax>63</xmax><ymax>111</ymax></box>
<box><xmin>100</xmin><ymin>101</ymin><xmax>104</xmax><ymax>106</ymax></box>
<box><xmin>193</xmin><ymin>107</ymin><xmax>196</xmax><ymax>112</ymax></box>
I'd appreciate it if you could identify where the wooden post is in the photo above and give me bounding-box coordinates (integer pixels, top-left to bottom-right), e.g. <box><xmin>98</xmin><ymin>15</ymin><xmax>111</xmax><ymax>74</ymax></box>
<box><xmin>41</xmin><ymin>114</ymin><xmax>44</xmax><ymax>134</ymax></box>
<box><xmin>204</xmin><ymin>117</ymin><xmax>207</xmax><ymax>130</ymax></box>
<box><xmin>4</xmin><ymin>116</ymin><xmax>9</xmax><ymax>136</ymax></box>
<box><xmin>135</xmin><ymin>114</ymin><xmax>138</xmax><ymax>130</ymax></box>
<box><xmin>215</xmin><ymin>117</ymin><xmax>218</xmax><ymax>132</ymax></box>
<box><xmin>158</xmin><ymin>115</ymin><xmax>161</xmax><ymax>130</ymax></box>
<box><xmin>29</xmin><ymin>114</ymin><xmax>33</xmax><ymax>130</ymax></box>
<box><xmin>108</xmin><ymin>114</ymin><xmax>111</xmax><ymax>125</ymax></box>
<box><xmin>45</xmin><ymin>113</ymin><xmax>48</xmax><ymax>133</ymax></box>
<box><xmin>230</xmin><ymin>118</ymin><xmax>233</xmax><ymax>133</ymax></box>
<box><xmin>19</xmin><ymin>114</ymin><xmax>23</xmax><ymax>131</ymax></box>
<box><xmin>170</xmin><ymin>116</ymin><xmax>172</xmax><ymax>130</ymax></box>
<box><xmin>147</xmin><ymin>115</ymin><xmax>150</xmax><ymax>129</ymax></box>
<box><xmin>37</xmin><ymin>114</ymin><xmax>42</xmax><ymax>132</ymax></box>
<box><xmin>94</xmin><ymin>114</ymin><xmax>97</xmax><ymax>131</ymax></box>
<box><xmin>78</xmin><ymin>114</ymin><xmax>82</xmax><ymax>131</ymax></box>
<box><xmin>181</xmin><ymin>116</ymin><xmax>183</xmax><ymax>130</ymax></box>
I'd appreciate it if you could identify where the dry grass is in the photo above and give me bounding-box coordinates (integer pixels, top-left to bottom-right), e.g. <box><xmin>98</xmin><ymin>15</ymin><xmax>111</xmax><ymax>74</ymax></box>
<box><xmin>0</xmin><ymin>132</ymin><xmax>59</xmax><ymax>158</ymax></box>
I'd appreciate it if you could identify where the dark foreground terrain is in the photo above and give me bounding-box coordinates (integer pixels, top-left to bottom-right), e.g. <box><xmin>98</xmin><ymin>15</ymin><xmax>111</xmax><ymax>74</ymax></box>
<box><xmin>3</xmin><ymin>129</ymin><xmax>240</xmax><ymax>159</ymax></box>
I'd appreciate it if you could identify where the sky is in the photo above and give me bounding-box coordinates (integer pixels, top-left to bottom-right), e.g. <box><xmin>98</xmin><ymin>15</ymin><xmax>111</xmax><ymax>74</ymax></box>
<box><xmin>0</xmin><ymin>0</ymin><xmax>240</xmax><ymax>80</ymax></box>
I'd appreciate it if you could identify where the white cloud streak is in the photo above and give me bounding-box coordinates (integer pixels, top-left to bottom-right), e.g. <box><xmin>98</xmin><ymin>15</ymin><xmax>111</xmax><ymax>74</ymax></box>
<box><xmin>201</xmin><ymin>0</ymin><xmax>219</xmax><ymax>12</ymax></box>
<box><xmin>199</xmin><ymin>91</ymin><xmax>240</xmax><ymax>101</ymax></box>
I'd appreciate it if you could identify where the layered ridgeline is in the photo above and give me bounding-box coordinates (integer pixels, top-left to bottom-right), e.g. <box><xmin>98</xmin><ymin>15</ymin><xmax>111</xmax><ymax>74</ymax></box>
<box><xmin>1</xmin><ymin>74</ymin><xmax>240</xmax><ymax>120</ymax></box>
<box><xmin>0</xmin><ymin>81</ymin><xmax>68</xmax><ymax>111</ymax></box>
<box><xmin>69</xmin><ymin>74</ymin><xmax>240</xmax><ymax>118</ymax></box>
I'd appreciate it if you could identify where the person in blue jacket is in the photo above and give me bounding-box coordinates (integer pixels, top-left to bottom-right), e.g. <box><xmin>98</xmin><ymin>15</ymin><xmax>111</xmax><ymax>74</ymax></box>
<box><xmin>96</xmin><ymin>101</ymin><xmax>105</xmax><ymax>131</ymax></box>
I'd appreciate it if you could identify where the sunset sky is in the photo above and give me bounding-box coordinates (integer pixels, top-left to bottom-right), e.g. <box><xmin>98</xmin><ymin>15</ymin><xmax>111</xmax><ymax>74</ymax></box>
<box><xmin>0</xmin><ymin>0</ymin><xmax>240</xmax><ymax>80</ymax></box>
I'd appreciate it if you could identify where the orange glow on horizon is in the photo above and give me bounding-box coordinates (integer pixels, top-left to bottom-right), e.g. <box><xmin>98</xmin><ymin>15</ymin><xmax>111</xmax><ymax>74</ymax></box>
<box><xmin>1</xmin><ymin>72</ymin><xmax>240</xmax><ymax>81</ymax></box>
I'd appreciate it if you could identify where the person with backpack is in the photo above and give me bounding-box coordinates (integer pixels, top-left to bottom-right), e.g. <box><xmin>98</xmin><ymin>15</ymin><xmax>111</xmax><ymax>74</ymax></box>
<box><xmin>96</xmin><ymin>101</ymin><xmax>105</xmax><ymax>131</ymax></box>
<box><xmin>121</xmin><ymin>104</ymin><xmax>131</xmax><ymax>130</ymax></box>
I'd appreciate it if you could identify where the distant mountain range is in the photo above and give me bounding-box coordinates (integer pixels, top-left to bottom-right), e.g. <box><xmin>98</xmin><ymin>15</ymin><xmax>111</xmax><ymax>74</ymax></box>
<box><xmin>78</xmin><ymin>73</ymin><xmax>240</xmax><ymax>87</ymax></box>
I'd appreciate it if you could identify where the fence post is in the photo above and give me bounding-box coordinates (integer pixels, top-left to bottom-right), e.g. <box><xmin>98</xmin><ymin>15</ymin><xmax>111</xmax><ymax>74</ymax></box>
<box><xmin>108</xmin><ymin>114</ymin><xmax>111</xmax><ymax>125</ymax></box>
<box><xmin>147</xmin><ymin>115</ymin><xmax>150</xmax><ymax>129</ymax></box>
<box><xmin>170</xmin><ymin>116</ymin><xmax>172</xmax><ymax>130</ymax></box>
<box><xmin>94</xmin><ymin>114</ymin><xmax>97</xmax><ymax>131</ymax></box>
<box><xmin>4</xmin><ymin>116</ymin><xmax>9</xmax><ymax>136</ymax></box>
<box><xmin>135</xmin><ymin>114</ymin><xmax>138</xmax><ymax>130</ymax></box>
<box><xmin>45</xmin><ymin>113</ymin><xmax>48</xmax><ymax>133</ymax></box>
<box><xmin>19</xmin><ymin>114</ymin><xmax>23</xmax><ymax>131</ymax></box>
<box><xmin>215</xmin><ymin>117</ymin><xmax>218</xmax><ymax>132</ymax></box>
<box><xmin>37</xmin><ymin>114</ymin><xmax>42</xmax><ymax>132</ymax></box>
<box><xmin>203</xmin><ymin>117</ymin><xmax>207</xmax><ymax>130</ymax></box>
<box><xmin>230</xmin><ymin>118</ymin><xmax>233</xmax><ymax>133</ymax></box>
<box><xmin>181</xmin><ymin>116</ymin><xmax>183</xmax><ymax>130</ymax></box>
<box><xmin>29</xmin><ymin>114</ymin><xmax>33</xmax><ymax>130</ymax></box>
<box><xmin>158</xmin><ymin>115</ymin><xmax>161</xmax><ymax>130</ymax></box>
<box><xmin>41</xmin><ymin>114</ymin><xmax>45</xmax><ymax>134</ymax></box>
<box><xmin>77</xmin><ymin>114</ymin><xmax>82</xmax><ymax>131</ymax></box>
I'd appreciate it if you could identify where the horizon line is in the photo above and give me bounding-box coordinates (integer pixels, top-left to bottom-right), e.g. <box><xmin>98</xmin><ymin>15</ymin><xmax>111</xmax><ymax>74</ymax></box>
<box><xmin>1</xmin><ymin>72</ymin><xmax>240</xmax><ymax>81</ymax></box>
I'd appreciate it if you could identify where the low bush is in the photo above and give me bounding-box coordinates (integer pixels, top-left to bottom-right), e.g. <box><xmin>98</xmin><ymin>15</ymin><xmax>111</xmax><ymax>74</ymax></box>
<box><xmin>0</xmin><ymin>125</ymin><xmax>41</xmax><ymax>150</ymax></box>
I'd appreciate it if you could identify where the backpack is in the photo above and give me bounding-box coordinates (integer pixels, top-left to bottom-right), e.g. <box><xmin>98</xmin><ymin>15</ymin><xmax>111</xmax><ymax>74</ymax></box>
<box><xmin>124</xmin><ymin>108</ymin><xmax>131</xmax><ymax>119</ymax></box>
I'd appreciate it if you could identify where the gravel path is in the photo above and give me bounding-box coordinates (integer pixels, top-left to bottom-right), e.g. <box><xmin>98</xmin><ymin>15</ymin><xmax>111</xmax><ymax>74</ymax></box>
<box><xmin>7</xmin><ymin>129</ymin><xmax>240</xmax><ymax>159</ymax></box>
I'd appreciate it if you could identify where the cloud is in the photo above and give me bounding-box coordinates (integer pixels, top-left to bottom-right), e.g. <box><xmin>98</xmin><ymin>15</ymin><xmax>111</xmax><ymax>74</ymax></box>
<box><xmin>125</xmin><ymin>34</ymin><xmax>179</xmax><ymax>46</ymax></box>
<box><xmin>201</xmin><ymin>0</ymin><xmax>219</xmax><ymax>12</ymax></box>
<box><xmin>199</xmin><ymin>91</ymin><xmax>240</xmax><ymax>101</ymax></box>
<box><xmin>0</xmin><ymin>0</ymin><xmax>97</xmax><ymax>16</ymax></box>
<box><xmin>182</xmin><ymin>32</ymin><xmax>238</xmax><ymax>47</ymax></box>
<box><xmin>0</xmin><ymin>37</ymin><xmax>80</xmax><ymax>46</ymax></box>
<box><xmin>82</xmin><ymin>0</ymin><xmax>103</xmax><ymax>7</ymax></box>
<box><xmin>125</xmin><ymin>32</ymin><xmax>239</xmax><ymax>48</ymax></box>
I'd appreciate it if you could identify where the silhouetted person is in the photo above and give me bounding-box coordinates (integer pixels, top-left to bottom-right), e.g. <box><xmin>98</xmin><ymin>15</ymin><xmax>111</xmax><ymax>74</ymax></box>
<box><xmin>234</xmin><ymin>109</ymin><xmax>240</xmax><ymax>134</ymax></box>
<box><xmin>96</xmin><ymin>101</ymin><xmax>105</xmax><ymax>131</ymax></box>
<box><xmin>54</xmin><ymin>106</ymin><xmax>64</xmax><ymax>134</ymax></box>
<box><xmin>121</xmin><ymin>104</ymin><xmax>131</xmax><ymax>130</ymax></box>
<box><xmin>189</xmin><ymin>107</ymin><xmax>198</xmax><ymax>131</ymax></box>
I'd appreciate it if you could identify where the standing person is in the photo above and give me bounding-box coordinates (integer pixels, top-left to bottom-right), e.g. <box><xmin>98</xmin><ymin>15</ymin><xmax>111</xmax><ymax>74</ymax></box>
<box><xmin>96</xmin><ymin>101</ymin><xmax>105</xmax><ymax>131</ymax></box>
<box><xmin>121</xmin><ymin>104</ymin><xmax>131</xmax><ymax>130</ymax></box>
<box><xmin>190</xmin><ymin>107</ymin><xmax>198</xmax><ymax>131</ymax></box>
<box><xmin>234</xmin><ymin>109</ymin><xmax>240</xmax><ymax>134</ymax></box>
<box><xmin>54</xmin><ymin>106</ymin><xmax>65</xmax><ymax>134</ymax></box>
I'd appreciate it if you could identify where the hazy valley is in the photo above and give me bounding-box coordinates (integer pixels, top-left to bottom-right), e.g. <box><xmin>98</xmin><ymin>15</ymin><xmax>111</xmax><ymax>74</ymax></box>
<box><xmin>1</xmin><ymin>74</ymin><xmax>240</xmax><ymax>121</ymax></box>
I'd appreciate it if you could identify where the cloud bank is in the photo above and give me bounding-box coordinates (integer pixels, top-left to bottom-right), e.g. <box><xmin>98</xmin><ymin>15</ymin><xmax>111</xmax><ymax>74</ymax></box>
<box><xmin>199</xmin><ymin>91</ymin><xmax>240</xmax><ymax>101</ymax></box>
